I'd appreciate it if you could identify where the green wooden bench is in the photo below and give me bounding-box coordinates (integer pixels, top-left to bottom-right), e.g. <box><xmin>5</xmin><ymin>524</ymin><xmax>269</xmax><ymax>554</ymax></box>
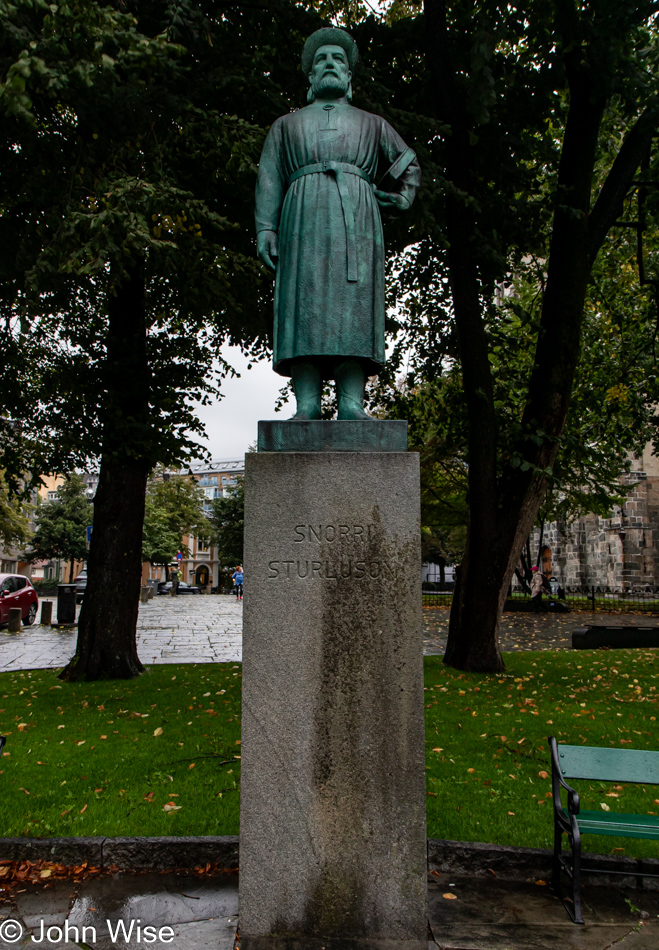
<box><xmin>549</xmin><ymin>736</ymin><xmax>659</xmax><ymax>923</ymax></box>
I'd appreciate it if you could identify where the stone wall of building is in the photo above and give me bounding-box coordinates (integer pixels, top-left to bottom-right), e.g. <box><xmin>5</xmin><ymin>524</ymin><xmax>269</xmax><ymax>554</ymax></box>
<box><xmin>526</xmin><ymin>448</ymin><xmax>659</xmax><ymax>591</ymax></box>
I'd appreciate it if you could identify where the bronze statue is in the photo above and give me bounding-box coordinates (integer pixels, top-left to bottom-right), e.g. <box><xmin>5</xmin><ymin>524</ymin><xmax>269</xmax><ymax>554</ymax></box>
<box><xmin>255</xmin><ymin>27</ymin><xmax>420</xmax><ymax>420</ymax></box>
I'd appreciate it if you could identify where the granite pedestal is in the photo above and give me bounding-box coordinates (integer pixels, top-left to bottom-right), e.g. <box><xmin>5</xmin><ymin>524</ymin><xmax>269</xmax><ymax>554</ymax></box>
<box><xmin>240</xmin><ymin>451</ymin><xmax>427</xmax><ymax>950</ymax></box>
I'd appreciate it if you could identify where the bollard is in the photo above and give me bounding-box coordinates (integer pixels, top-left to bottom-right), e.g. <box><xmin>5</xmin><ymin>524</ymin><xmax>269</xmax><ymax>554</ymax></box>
<box><xmin>8</xmin><ymin>608</ymin><xmax>22</xmax><ymax>633</ymax></box>
<box><xmin>140</xmin><ymin>586</ymin><xmax>149</xmax><ymax>603</ymax></box>
<box><xmin>40</xmin><ymin>601</ymin><xmax>53</xmax><ymax>625</ymax></box>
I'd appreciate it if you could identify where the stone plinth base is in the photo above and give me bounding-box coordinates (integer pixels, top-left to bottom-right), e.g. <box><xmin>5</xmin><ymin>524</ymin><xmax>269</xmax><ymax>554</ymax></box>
<box><xmin>240</xmin><ymin>452</ymin><xmax>427</xmax><ymax>949</ymax></box>
<box><xmin>258</xmin><ymin>419</ymin><xmax>407</xmax><ymax>452</ymax></box>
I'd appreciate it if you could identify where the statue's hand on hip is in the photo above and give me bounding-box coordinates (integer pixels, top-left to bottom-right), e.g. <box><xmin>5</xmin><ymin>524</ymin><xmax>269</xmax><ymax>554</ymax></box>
<box><xmin>374</xmin><ymin>189</ymin><xmax>409</xmax><ymax>211</ymax></box>
<box><xmin>257</xmin><ymin>230</ymin><xmax>278</xmax><ymax>271</ymax></box>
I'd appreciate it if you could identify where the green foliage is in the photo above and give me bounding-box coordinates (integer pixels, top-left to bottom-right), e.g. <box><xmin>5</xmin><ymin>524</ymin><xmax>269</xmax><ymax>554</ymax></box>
<box><xmin>25</xmin><ymin>474</ymin><xmax>92</xmax><ymax>571</ymax></box>
<box><xmin>142</xmin><ymin>472</ymin><xmax>210</xmax><ymax>566</ymax></box>
<box><xmin>0</xmin><ymin>0</ymin><xmax>322</xmax><ymax>477</ymax></box>
<box><xmin>209</xmin><ymin>479</ymin><xmax>244</xmax><ymax>568</ymax></box>
<box><xmin>141</xmin><ymin>507</ymin><xmax>181</xmax><ymax>569</ymax></box>
<box><xmin>0</xmin><ymin>469</ymin><xmax>31</xmax><ymax>548</ymax></box>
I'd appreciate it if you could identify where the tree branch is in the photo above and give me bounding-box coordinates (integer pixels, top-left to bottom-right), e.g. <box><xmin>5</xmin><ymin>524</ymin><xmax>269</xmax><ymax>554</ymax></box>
<box><xmin>588</xmin><ymin>101</ymin><xmax>659</xmax><ymax>260</ymax></box>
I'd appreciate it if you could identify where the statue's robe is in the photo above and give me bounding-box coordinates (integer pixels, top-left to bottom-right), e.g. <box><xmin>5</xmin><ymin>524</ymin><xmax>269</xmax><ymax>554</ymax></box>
<box><xmin>255</xmin><ymin>101</ymin><xmax>420</xmax><ymax>378</ymax></box>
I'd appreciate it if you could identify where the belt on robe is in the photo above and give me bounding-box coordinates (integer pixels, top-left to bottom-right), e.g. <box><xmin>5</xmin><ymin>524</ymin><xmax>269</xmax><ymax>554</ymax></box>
<box><xmin>288</xmin><ymin>161</ymin><xmax>371</xmax><ymax>282</ymax></box>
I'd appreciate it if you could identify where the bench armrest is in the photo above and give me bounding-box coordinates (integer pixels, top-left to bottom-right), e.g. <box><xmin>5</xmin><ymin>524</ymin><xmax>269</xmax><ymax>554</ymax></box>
<box><xmin>549</xmin><ymin>735</ymin><xmax>580</xmax><ymax>816</ymax></box>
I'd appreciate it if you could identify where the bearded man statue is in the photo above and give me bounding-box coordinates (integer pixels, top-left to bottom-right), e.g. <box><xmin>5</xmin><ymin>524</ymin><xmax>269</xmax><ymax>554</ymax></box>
<box><xmin>255</xmin><ymin>27</ymin><xmax>420</xmax><ymax>421</ymax></box>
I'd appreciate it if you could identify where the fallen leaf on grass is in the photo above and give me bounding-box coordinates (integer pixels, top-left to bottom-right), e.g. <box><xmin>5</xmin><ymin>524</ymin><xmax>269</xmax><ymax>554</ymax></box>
<box><xmin>507</xmin><ymin>811</ymin><xmax>515</xmax><ymax>816</ymax></box>
<box><xmin>163</xmin><ymin>803</ymin><xmax>182</xmax><ymax>812</ymax></box>
<box><xmin>100</xmin><ymin>736</ymin><xmax>107</xmax><ymax>740</ymax></box>
<box><xmin>57</xmin><ymin>725</ymin><xmax>65</xmax><ymax>729</ymax></box>
<box><xmin>600</xmin><ymin>803</ymin><xmax>610</xmax><ymax>811</ymax></box>
<box><xmin>144</xmin><ymin>792</ymin><xmax>154</xmax><ymax>801</ymax></box>
<box><xmin>443</xmin><ymin>893</ymin><xmax>458</xmax><ymax>900</ymax></box>
<box><xmin>80</xmin><ymin>804</ymin><xmax>87</xmax><ymax>814</ymax></box>
<box><xmin>60</xmin><ymin>809</ymin><xmax>70</xmax><ymax>817</ymax></box>
<box><xmin>432</xmin><ymin>747</ymin><xmax>444</xmax><ymax>753</ymax></box>
<box><xmin>18</xmin><ymin>788</ymin><xmax>29</xmax><ymax>795</ymax></box>
<box><xmin>538</xmin><ymin>771</ymin><xmax>548</xmax><ymax>779</ymax></box>
<box><xmin>189</xmin><ymin>763</ymin><xmax>195</xmax><ymax>770</ymax></box>
<box><xmin>467</xmin><ymin>768</ymin><xmax>475</xmax><ymax>774</ymax></box>
<box><xmin>153</xmin><ymin>727</ymin><xmax>163</xmax><ymax>737</ymax></box>
<box><xmin>17</xmin><ymin>723</ymin><xmax>27</xmax><ymax>732</ymax></box>
<box><xmin>535</xmin><ymin>880</ymin><xmax>547</xmax><ymax>886</ymax></box>
<box><xmin>76</xmin><ymin>741</ymin><xmax>85</xmax><ymax>746</ymax></box>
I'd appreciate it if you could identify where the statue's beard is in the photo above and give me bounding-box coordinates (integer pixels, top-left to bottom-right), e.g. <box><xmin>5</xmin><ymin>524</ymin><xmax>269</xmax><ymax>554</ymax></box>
<box><xmin>312</xmin><ymin>73</ymin><xmax>349</xmax><ymax>98</ymax></box>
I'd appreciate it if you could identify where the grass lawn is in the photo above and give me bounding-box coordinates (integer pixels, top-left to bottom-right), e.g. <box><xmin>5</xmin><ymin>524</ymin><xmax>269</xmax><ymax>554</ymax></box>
<box><xmin>0</xmin><ymin>652</ymin><xmax>657</xmax><ymax>861</ymax></box>
<box><xmin>0</xmin><ymin>664</ymin><xmax>242</xmax><ymax>838</ymax></box>
<box><xmin>424</xmin><ymin>650</ymin><xmax>659</xmax><ymax>860</ymax></box>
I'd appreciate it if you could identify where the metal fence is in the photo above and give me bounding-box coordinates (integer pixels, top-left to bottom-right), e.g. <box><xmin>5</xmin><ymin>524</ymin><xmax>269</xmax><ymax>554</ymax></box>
<box><xmin>422</xmin><ymin>586</ymin><xmax>659</xmax><ymax>612</ymax></box>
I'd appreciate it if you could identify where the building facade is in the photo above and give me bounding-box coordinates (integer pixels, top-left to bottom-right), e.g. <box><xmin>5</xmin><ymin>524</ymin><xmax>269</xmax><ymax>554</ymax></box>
<box><xmin>527</xmin><ymin>445</ymin><xmax>659</xmax><ymax>590</ymax></box>
<box><xmin>142</xmin><ymin>458</ymin><xmax>245</xmax><ymax>590</ymax></box>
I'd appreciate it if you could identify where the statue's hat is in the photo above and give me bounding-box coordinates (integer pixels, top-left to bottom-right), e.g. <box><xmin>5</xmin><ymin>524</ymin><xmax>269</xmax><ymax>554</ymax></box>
<box><xmin>301</xmin><ymin>28</ymin><xmax>359</xmax><ymax>75</ymax></box>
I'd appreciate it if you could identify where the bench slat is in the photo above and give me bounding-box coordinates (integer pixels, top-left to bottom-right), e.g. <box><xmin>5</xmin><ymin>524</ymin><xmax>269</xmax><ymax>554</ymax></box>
<box><xmin>556</xmin><ymin>745</ymin><xmax>659</xmax><ymax>784</ymax></box>
<box><xmin>564</xmin><ymin>808</ymin><xmax>659</xmax><ymax>840</ymax></box>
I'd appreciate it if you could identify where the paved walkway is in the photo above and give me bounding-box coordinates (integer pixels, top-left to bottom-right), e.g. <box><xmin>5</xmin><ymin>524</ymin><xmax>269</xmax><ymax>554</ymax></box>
<box><xmin>0</xmin><ymin>596</ymin><xmax>243</xmax><ymax>671</ymax></box>
<box><xmin>1</xmin><ymin>597</ymin><xmax>657</xmax><ymax>672</ymax></box>
<box><xmin>0</xmin><ymin>870</ymin><xmax>657</xmax><ymax>949</ymax></box>
<box><xmin>422</xmin><ymin>606</ymin><xmax>659</xmax><ymax>654</ymax></box>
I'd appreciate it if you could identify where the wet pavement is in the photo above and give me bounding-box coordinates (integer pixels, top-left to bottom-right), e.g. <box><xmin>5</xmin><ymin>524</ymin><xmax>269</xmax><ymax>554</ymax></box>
<box><xmin>1</xmin><ymin>870</ymin><xmax>657</xmax><ymax>949</ymax></box>
<box><xmin>2</xmin><ymin>598</ymin><xmax>658</xmax><ymax>672</ymax></box>
<box><xmin>0</xmin><ymin>871</ymin><xmax>238</xmax><ymax>949</ymax></box>
<box><xmin>0</xmin><ymin>596</ymin><xmax>243</xmax><ymax>672</ymax></box>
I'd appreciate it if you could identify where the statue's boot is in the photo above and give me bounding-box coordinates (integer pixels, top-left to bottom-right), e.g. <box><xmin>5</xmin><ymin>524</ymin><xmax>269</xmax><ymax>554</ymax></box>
<box><xmin>336</xmin><ymin>359</ymin><xmax>370</xmax><ymax>420</ymax></box>
<box><xmin>290</xmin><ymin>361</ymin><xmax>322</xmax><ymax>420</ymax></box>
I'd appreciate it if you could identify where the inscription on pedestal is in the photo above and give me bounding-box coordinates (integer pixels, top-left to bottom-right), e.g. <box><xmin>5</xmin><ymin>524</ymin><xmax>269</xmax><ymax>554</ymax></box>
<box><xmin>240</xmin><ymin>452</ymin><xmax>427</xmax><ymax>950</ymax></box>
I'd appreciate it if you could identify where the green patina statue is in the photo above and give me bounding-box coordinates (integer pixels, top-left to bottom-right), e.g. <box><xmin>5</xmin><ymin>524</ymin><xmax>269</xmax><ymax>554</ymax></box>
<box><xmin>255</xmin><ymin>27</ymin><xmax>420</xmax><ymax>421</ymax></box>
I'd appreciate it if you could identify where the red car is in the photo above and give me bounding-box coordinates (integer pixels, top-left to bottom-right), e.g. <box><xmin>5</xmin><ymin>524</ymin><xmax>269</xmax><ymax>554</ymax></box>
<box><xmin>0</xmin><ymin>574</ymin><xmax>38</xmax><ymax>627</ymax></box>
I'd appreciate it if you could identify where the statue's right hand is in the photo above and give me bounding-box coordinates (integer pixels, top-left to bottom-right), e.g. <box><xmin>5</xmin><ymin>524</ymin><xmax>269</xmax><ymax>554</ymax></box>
<box><xmin>257</xmin><ymin>230</ymin><xmax>278</xmax><ymax>272</ymax></box>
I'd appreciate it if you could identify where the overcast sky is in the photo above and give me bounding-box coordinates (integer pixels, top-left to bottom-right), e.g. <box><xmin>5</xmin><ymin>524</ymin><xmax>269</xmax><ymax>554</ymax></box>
<box><xmin>191</xmin><ymin>345</ymin><xmax>288</xmax><ymax>461</ymax></box>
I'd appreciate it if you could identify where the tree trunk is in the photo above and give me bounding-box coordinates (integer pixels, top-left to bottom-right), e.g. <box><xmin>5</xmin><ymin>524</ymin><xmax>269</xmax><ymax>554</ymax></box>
<box><xmin>423</xmin><ymin>0</ymin><xmax>658</xmax><ymax>671</ymax></box>
<box><xmin>60</xmin><ymin>263</ymin><xmax>149</xmax><ymax>681</ymax></box>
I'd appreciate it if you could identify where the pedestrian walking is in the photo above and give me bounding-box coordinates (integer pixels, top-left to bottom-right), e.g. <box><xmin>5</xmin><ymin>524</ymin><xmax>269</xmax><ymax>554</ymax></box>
<box><xmin>232</xmin><ymin>566</ymin><xmax>244</xmax><ymax>601</ymax></box>
<box><xmin>530</xmin><ymin>565</ymin><xmax>545</xmax><ymax>613</ymax></box>
<box><xmin>171</xmin><ymin>566</ymin><xmax>180</xmax><ymax>597</ymax></box>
